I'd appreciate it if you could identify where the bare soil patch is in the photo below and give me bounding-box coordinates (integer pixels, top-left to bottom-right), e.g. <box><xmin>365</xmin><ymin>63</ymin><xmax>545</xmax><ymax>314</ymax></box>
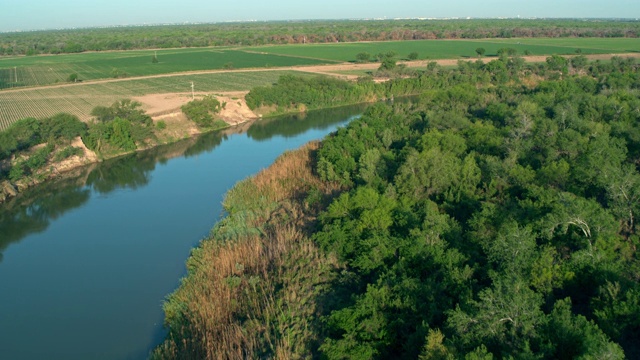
<box><xmin>133</xmin><ymin>92</ymin><xmax>204</xmax><ymax>117</ymax></box>
<box><xmin>215</xmin><ymin>91</ymin><xmax>259</xmax><ymax>125</ymax></box>
<box><xmin>50</xmin><ymin>136</ymin><xmax>99</xmax><ymax>174</ymax></box>
<box><xmin>135</xmin><ymin>91</ymin><xmax>259</xmax><ymax>127</ymax></box>
<box><xmin>153</xmin><ymin>112</ymin><xmax>200</xmax><ymax>142</ymax></box>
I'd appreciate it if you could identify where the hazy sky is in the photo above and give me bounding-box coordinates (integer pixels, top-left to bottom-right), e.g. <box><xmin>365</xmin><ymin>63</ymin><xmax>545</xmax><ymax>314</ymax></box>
<box><xmin>2</xmin><ymin>0</ymin><xmax>639</xmax><ymax>32</ymax></box>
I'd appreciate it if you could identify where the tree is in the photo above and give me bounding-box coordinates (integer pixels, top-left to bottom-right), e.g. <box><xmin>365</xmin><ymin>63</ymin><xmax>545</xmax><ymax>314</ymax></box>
<box><xmin>379</xmin><ymin>57</ymin><xmax>397</xmax><ymax>71</ymax></box>
<box><xmin>570</xmin><ymin>55</ymin><xmax>588</xmax><ymax>71</ymax></box>
<box><xmin>152</xmin><ymin>53</ymin><xmax>159</xmax><ymax>63</ymax></box>
<box><xmin>545</xmin><ymin>298</ymin><xmax>625</xmax><ymax>359</ymax></box>
<box><xmin>419</xmin><ymin>329</ymin><xmax>454</xmax><ymax>360</ymax></box>
<box><xmin>546</xmin><ymin>55</ymin><xmax>569</xmax><ymax>75</ymax></box>
<box><xmin>67</xmin><ymin>73</ymin><xmax>78</xmax><ymax>82</ymax></box>
<box><xmin>447</xmin><ymin>276</ymin><xmax>545</xmax><ymax>354</ymax></box>
<box><xmin>356</xmin><ymin>52</ymin><xmax>371</xmax><ymax>63</ymax></box>
<box><xmin>40</xmin><ymin>113</ymin><xmax>87</xmax><ymax>142</ymax></box>
<box><xmin>181</xmin><ymin>95</ymin><xmax>223</xmax><ymax>128</ymax></box>
<box><xmin>475</xmin><ymin>47</ymin><xmax>486</xmax><ymax>58</ymax></box>
<box><xmin>408</xmin><ymin>52</ymin><xmax>419</xmax><ymax>60</ymax></box>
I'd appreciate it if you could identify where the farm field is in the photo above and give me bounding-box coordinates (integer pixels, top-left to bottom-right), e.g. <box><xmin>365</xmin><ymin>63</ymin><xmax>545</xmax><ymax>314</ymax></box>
<box><xmin>1</xmin><ymin>38</ymin><xmax>638</xmax><ymax>90</ymax></box>
<box><xmin>0</xmin><ymin>70</ymin><xmax>302</xmax><ymax>130</ymax></box>
<box><xmin>246</xmin><ymin>38</ymin><xmax>640</xmax><ymax>62</ymax></box>
<box><xmin>480</xmin><ymin>37</ymin><xmax>640</xmax><ymax>52</ymax></box>
<box><xmin>0</xmin><ymin>49</ymin><xmax>334</xmax><ymax>89</ymax></box>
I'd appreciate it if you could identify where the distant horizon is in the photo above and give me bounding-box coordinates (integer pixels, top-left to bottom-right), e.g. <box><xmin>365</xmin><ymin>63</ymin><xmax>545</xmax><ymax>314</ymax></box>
<box><xmin>2</xmin><ymin>0</ymin><xmax>639</xmax><ymax>33</ymax></box>
<box><xmin>2</xmin><ymin>16</ymin><xmax>639</xmax><ymax>34</ymax></box>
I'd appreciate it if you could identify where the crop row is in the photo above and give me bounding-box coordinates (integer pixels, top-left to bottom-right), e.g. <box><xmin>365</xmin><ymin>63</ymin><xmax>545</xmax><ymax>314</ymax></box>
<box><xmin>0</xmin><ymin>70</ymin><xmax>299</xmax><ymax>130</ymax></box>
<box><xmin>248</xmin><ymin>38</ymin><xmax>640</xmax><ymax>62</ymax></box>
<box><xmin>0</xmin><ymin>50</ymin><xmax>330</xmax><ymax>89</ymax></box>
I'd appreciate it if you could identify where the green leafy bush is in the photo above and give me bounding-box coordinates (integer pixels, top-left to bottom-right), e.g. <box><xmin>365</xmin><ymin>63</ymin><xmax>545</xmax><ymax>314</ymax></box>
<box><xmin>181</xmin><ymin>95</ymin><xmax>223</xmax><ymax>128</ymax></box>
<box><xmin>54</xmin><ymin>146</ymin><xmax>84</xmax><ymax>161</ymax></box>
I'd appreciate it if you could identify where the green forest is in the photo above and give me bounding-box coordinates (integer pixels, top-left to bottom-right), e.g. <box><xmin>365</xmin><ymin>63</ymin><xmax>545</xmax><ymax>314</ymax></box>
<box><xmin>1</xmin><ymin>19</ymin><xmax>638</xmax><ymax>56</ymax></box>
<box><xmin>155</xmin><ymin>55</ymin><xmax>640</xmax><ymax>359</ymax></box>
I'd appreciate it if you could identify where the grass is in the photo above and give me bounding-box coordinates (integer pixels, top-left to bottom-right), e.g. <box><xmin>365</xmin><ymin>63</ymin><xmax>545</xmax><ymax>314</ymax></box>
<box><xmin>0</xmin><ymin>70</ymin><xmax>304</xmax><ymax>130</ymax></box>
<box><xmin>0</xmin><ymin>48</ymin><xmax>335</xmax><ymax>89</ymax></box>
<box><xmin>246</xmin><ymin>38</ymin><xmax>640</xmax><ymax>62</ymax></box>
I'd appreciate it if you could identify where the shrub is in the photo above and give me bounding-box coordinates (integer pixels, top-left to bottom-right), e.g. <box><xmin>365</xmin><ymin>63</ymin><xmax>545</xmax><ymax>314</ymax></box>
<box><xmin>356</xmin><ymin>52</ymin><xmax>371</xmax><ymax>63</ymax></box>
<box><xmin>181</xmin><ymin>95</ymin><xmax>223</xmax><ymax>128</ymax></box>
<box><xmin>40</xmin><ymin>113</ymin><xmax>87</xmax><ymax>143</ymax></box>
<box><xmin>0</xmin><ymin>117</ymin><xmax>40</xmax><ymax>160</ymax></box>
<box><xmin>54</xmin><ymin>146</ymin><xmax>84</xmax><ymax>161</ymax></box>
<box><xmin>90</xmin><ymin>99</ymin><xmax>152</xmax><ymax>126</ymax></box>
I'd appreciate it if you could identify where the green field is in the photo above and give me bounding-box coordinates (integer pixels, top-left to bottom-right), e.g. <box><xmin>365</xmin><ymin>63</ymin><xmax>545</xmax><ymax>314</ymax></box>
<box><xmin>247</xmin><ymin>38</ymin><xmax>640</xmax><ymax>62</ymax></box>
<box><xmin>2</xmin><ymin>38</ymin><xmax>637</xmax><ymax>90</ymax></box>
<box><xmin>481</xmin><ymin>37</ymin><xmax>640</xmax><ymax>52</ymax></box>
<box><xmin>0</xmin><ymin>49</ymin><xmax>334</xmax><ymax>89</ymax></box>
<box><xmin>0</xmin><ymin>70</ymin><xmax>304</xmax><ymax>130</ymax></box>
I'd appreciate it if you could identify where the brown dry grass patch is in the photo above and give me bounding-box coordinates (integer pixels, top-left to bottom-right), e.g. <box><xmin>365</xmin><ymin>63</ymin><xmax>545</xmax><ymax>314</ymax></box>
<box><xmin>152</xmin><ymin>142</ymin><xmax>343</xmax><ymax>360</ymax></box>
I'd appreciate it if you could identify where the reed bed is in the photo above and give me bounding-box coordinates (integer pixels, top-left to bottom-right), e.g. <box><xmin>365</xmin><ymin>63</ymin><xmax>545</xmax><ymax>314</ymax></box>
<box><xmin>152</xmin><ymin>142</ymin><xmax>344</xmax><ymax>359</ymax></box>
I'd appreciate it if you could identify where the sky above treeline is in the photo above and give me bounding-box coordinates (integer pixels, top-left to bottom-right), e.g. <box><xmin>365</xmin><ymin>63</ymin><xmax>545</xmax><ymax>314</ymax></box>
<box><xmin>2</xmin><ymin>0</ymin><xmax>639</xmax><ymax>32</ymax></box>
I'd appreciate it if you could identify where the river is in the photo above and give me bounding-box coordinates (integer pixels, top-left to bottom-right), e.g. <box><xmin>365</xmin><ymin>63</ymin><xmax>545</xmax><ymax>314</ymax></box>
<box><xmin>0</xmin><ymin>104</ymin><xmax>367</xmax><ymax>360</ymax></box>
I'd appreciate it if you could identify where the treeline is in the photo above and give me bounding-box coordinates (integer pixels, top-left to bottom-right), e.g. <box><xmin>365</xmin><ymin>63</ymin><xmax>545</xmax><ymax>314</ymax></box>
<box><xmin>155</xmin><ymin>56</ymin><xmax>640</xmax><ymax>358</ymax></box>
<box><xmin>1</xmin><ymin>19</ymin><xmax>638</xmax><ymax>56</ymax></box>
<box><xmin>246</xmin><ymin>54</ymin><xmax>640</xmax><ymax>114</ymax></box>
<box><xmin>246</xmin><ymin>75</ymin><xmax>381</xmax><ymax>112</ymax></box>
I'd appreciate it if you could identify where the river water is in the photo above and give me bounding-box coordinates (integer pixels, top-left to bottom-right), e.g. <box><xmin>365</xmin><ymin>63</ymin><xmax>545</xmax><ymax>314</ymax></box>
<box><xmin>0</xmin><ymin>104</ymin><xmax>366</xmax><ymax>360</ymax></box>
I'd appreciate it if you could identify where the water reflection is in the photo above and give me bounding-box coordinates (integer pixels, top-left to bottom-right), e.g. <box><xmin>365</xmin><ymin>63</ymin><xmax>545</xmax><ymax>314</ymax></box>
<box><xmin>247</xmin><ymin>103</ymin><xmax>369</xmax><ymax>141</ymax></box>
<box><xmin>0</xmin><ymin>178</ymin><xmax>91</xmax><ymax>262</ymax></box>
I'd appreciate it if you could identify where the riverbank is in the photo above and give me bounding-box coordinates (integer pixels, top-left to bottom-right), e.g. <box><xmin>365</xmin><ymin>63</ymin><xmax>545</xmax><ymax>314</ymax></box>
<box><xmin>0</xmin><ymin>106</ymin><xmax>365</xmax><ymax>360</ymax></box>
<box><xmin>151</xmin><ymin>141</ymin><xmax>345</xmax><ymax>359</ymax></box>
<box><xmin>0</xmin><ymin>93</ymin><xmax>260</xmax><ymax>204</ymax></box>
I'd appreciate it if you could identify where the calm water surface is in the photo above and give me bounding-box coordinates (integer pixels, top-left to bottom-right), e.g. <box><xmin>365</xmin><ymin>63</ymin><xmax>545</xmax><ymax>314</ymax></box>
<box><xmin>0</xmin><ymin>105</ymin><xmax>366</xmax><ymax>360</ymax></box>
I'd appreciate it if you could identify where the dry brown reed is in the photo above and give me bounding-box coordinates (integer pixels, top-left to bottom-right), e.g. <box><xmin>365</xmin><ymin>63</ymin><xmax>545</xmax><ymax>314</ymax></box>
<box><xmin>152</xmin><ymin>142</ymin><xmax>343</xmax><ymax>360</ymax></box>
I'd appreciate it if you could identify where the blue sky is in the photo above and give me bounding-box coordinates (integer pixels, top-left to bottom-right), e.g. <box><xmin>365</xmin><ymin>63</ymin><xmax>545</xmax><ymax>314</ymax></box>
<box><xmin>2</xmin><ymin>0</ymin><xmax>639</xmax><ymax>32</ymax></box>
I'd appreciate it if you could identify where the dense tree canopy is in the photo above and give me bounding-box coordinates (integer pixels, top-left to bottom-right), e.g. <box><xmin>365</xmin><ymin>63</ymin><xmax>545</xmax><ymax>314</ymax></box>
<box><xmin>310</xmin><ymin>57</ymin><xmax>640</xmax><ymax>359</ymax></box>
<box><xmin>155</xmin><ymin>54</ymin><xmax>640</xmax><ymax>359</ymax></box>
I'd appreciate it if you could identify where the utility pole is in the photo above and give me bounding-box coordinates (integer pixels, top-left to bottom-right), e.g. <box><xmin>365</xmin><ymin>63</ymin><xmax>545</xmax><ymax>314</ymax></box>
<box><xmin>190</xmin><ymin>81</ymin><xmax>195</xmax><ymax>100</ymax></box>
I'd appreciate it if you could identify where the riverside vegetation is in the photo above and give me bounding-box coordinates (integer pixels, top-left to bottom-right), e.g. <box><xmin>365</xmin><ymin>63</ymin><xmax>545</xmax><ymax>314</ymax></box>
<box><xmin>0</xmin><ymin>97</ymin><xmax>226</xmax><ymax>202</ymax></box>
<box><xmin>153</xmin><ymin>54</ymin><xmax>640</xmax><ymax>359</ymax></box>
